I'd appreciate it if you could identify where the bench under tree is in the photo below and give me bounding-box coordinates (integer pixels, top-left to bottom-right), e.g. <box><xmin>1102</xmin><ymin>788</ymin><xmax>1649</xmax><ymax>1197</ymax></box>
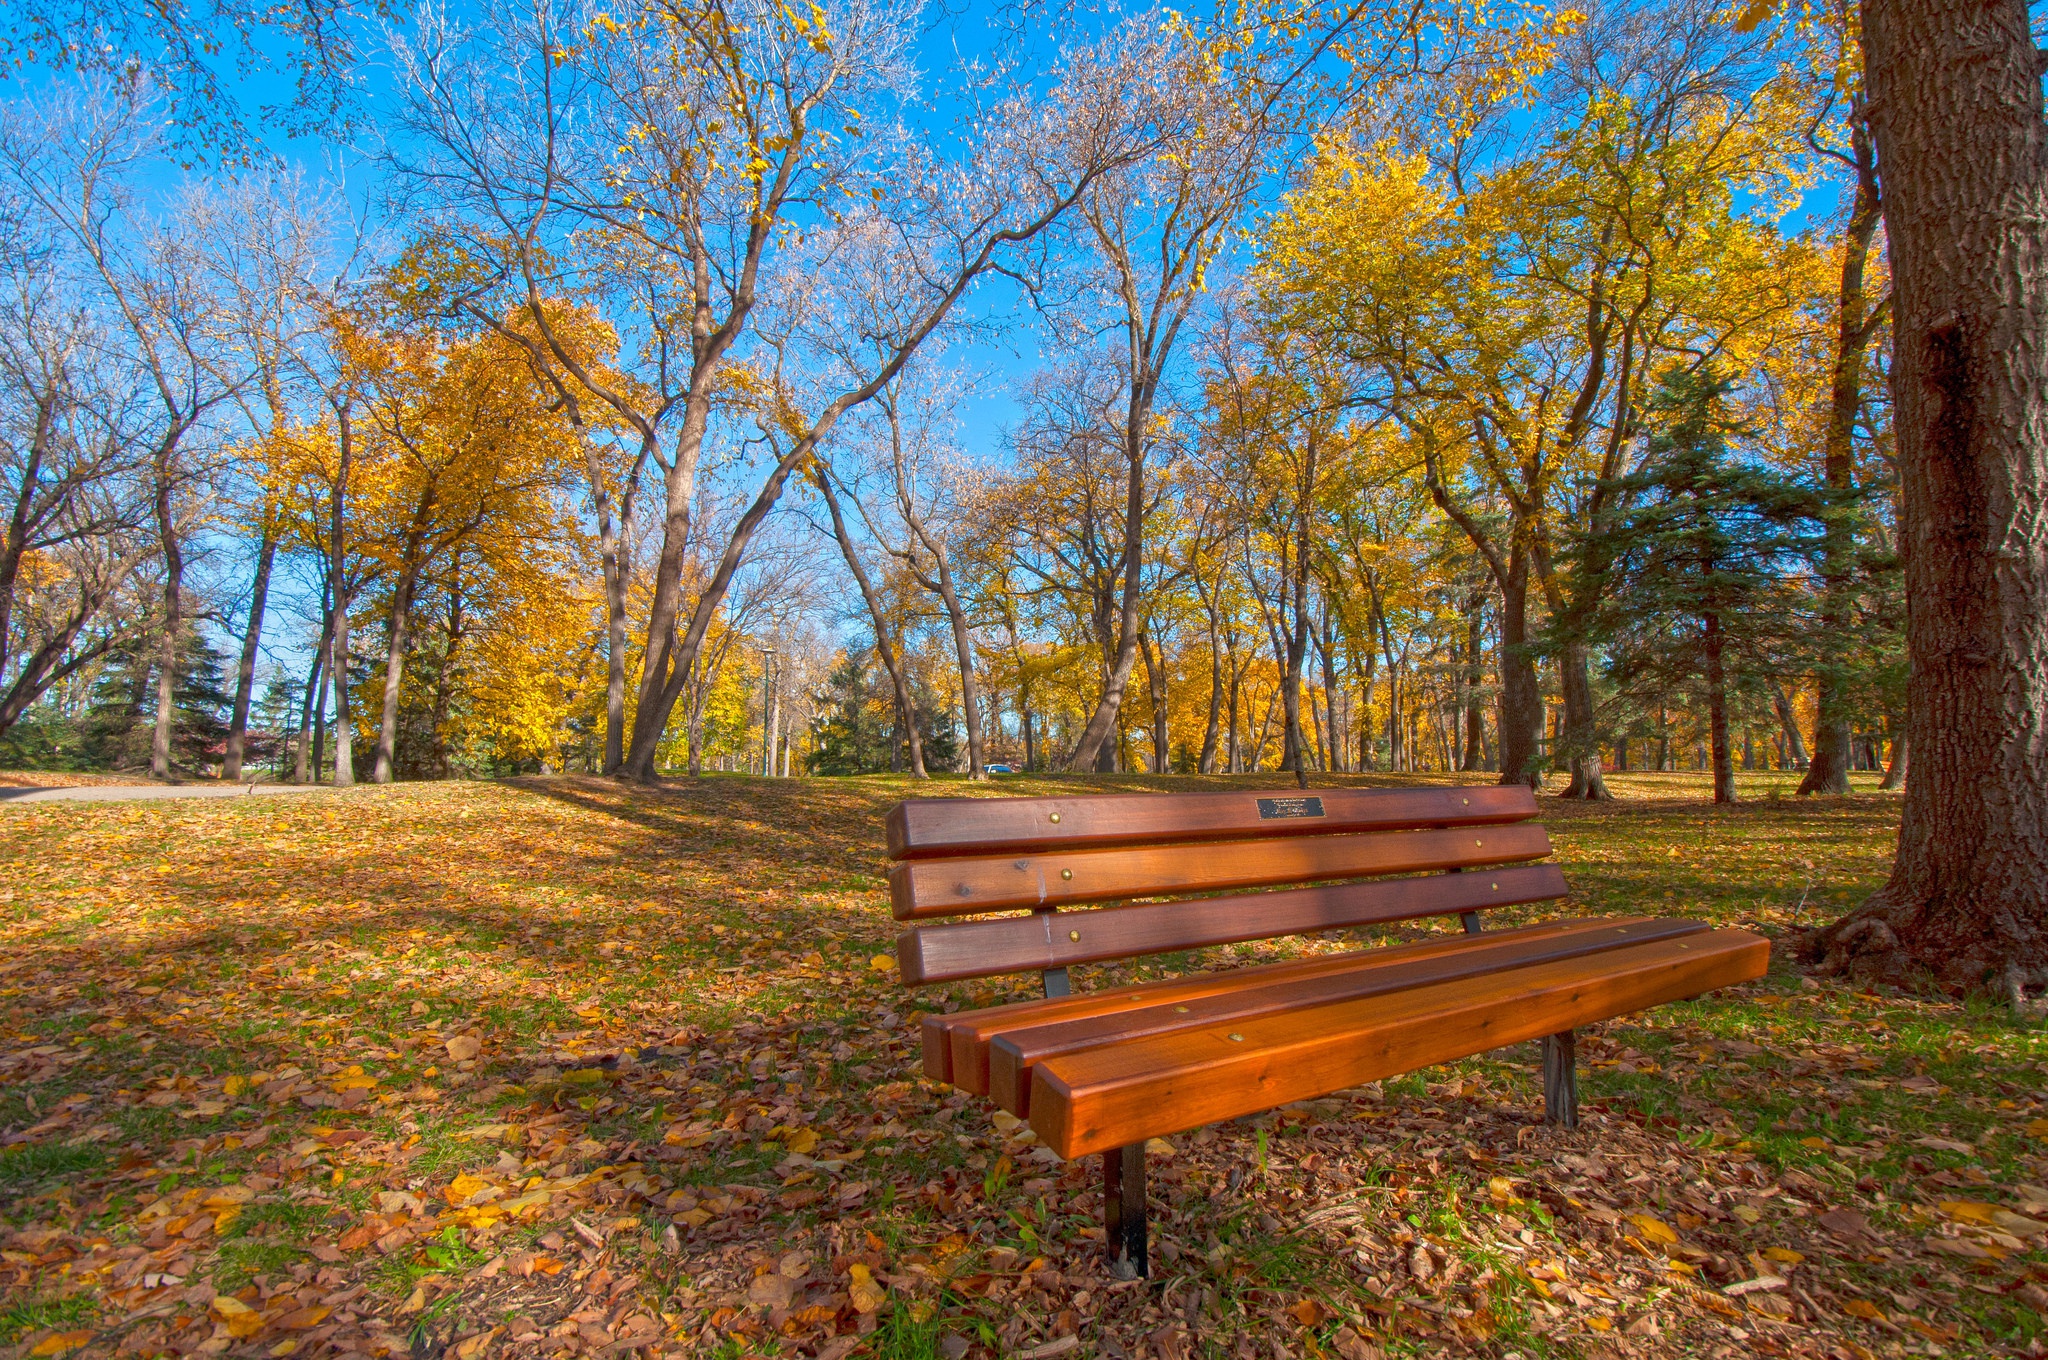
<box><xmin>885</xmin><ymin>784</ymin><xmax>1766</xmax><ymax>1278</ymax></box>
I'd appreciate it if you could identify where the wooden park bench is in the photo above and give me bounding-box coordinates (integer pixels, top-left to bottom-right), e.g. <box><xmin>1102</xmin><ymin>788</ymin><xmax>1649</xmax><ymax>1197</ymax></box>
<box><xmin>885</xmin><ymin>785</ymin><xmax>1766</xmax><ymax>1278</ymax></box>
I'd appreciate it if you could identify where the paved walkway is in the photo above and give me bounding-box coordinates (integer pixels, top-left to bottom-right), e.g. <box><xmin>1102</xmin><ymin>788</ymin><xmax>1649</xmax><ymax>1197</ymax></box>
<box><xmin>0</xmin><ymin>783</ymin><xmax>334</xmax><ymax>804</ymax></box>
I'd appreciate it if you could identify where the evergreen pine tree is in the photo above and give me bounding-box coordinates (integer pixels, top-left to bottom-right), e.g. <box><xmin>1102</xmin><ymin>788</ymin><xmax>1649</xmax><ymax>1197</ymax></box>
<box><xmin>1596</xmin><ymin>370</ymin><xmax>1820</xmax><ymax>803</ymax></box>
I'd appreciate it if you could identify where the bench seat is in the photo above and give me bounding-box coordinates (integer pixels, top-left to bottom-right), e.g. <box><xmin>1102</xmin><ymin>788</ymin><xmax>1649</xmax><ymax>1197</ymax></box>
<box><xmin>1028</xmin><ymin>925</ymin><xmax>1763</xmax><ymax>1158</ymax></box>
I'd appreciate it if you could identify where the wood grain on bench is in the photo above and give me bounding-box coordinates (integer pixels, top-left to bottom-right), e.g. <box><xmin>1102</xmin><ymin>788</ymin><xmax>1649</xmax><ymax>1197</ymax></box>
<box><xmin>986</xmin><ymin>916</ymin><xmax>1710</xmax><ymax>1117</ymax></box>
<box><xmin>886</xmin><ymin>785</ymin><xmax>1539</xmax><ymax>859</ymax></box>
<box><xmin>889</xmin><ymin>822</ymin><xmax>1554</xmax><ymax>918</ymax></box>
<box><xmin>924</xmin><ymin>913</ymin><xmax>1613</xmax><ymax>1091</ymax></box>
<box><xmin>1028</xmin><ymin>928</ymin><xmax>1767</xmax><ymax>1159</ymax></box>
<box><xmin>898</xmin><ymin>862</ymin><xmax>1571</xmax><ymax>984</ymax></box>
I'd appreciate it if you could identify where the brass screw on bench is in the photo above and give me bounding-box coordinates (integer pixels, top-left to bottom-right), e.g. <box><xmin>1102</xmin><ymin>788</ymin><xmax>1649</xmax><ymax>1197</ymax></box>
<box><xmin>1049</xmin><ymin>813</ymin><xmax>1061</xmax><ymax>823</ymax></box>
<box><xmin>1069</xmin><ymin>930</ymin><xmax>1080</xmax><ymax>941</ymax></box>
<box><xmin>1061</xmin><ymin>869</ymin><xmax>1072</xmax><ymax>879</ymax></box>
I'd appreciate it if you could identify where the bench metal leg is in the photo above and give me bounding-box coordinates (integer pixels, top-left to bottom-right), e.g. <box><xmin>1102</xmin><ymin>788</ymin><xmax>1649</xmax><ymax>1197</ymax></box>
<box><xmin>1543</xmin><ymin>1030</ymin><xmax>1578</xmax><ymax>1128</ymax></box>
<box><xmin>1102</xmin><ymin>1143</ymin><xmax>1148</xmax><ymax>1279</ymax></box>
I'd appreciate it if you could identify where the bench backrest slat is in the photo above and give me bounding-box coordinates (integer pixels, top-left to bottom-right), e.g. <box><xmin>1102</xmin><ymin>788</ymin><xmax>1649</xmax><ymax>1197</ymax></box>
<box><xmin>886</xmin><ymin>785</ymin><xmax>1537</xmax><ymax>859</ymax></box>
<box><xmin>897</xmin><ymin>862</ymin><xmax>1569</xmax><ymax>984</ymax></box>
<box><xmin>890</xmin><ymin>822</ymin><xmax>1551</xmax><ymax>919</ymax></box>
<box><xmin>886</xmin><ymin>785</ymin><xmax>1565</xmax><ymax>985</ymax></box>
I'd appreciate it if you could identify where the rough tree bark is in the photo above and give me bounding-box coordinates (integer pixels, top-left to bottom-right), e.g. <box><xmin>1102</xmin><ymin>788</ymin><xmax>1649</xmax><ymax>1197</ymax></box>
<box><xmin>1806</xmin><ymin>0</ymin><xmax>2048</xmax><ymax>995</ymax></box>
<box><xmin>1801</xmin><ymin>95</ymin><xmax>1886</xmax><ymax>796</ymax></box>
<box><xmin>223</xmin><ymin>515</ymin><xmax>276</xmax><ymax>782</ymax></box>
<box><xmin>1703</xmin><ymin>609</ymin><xmax>1735</xmax><ymax>804</ymax></box>
<box><xmin>147</xmin><ymin>464</ymin><xmax>183</xmax><ymax>781</ymax></box>
<box><xmin>1880</xmin><ymin>729</ymin><xmax>1908</xmax><ymax>789</ymax></box>
<box><xmin>812</xmin><ymin>467</ymin><xmax>926</xmax><ymax>778</ymax></box>
<box><xmin>1461</xmin><ymin>593</ymin><xmax>1488</xmax><ymax>771</ymax></box>
<box><xmin>1422</xmin><ymin>443</ymin><xmax>1544</xmax><ymax>787</ymax></box>
<box><xmin>327</xmin><ymin>410</ymin><xmax>356</xmax><ymax>787</ymax></box>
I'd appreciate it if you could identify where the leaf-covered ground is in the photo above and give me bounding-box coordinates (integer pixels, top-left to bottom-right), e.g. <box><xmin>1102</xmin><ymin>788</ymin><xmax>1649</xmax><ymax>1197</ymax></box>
<box><xmin>4</xmin><ymin>771</ymin><xmax>2043</xmax><ymax>1360</ymax></box>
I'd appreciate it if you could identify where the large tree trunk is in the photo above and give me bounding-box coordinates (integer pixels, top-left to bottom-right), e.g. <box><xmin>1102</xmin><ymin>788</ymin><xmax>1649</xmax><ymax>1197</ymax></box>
<box><xmin>1704</xmin><ymin>610</ymin><xmax>1735</xmax><ymax>804</ymax></box>
<box><xmin>1070</xmin><ymin>436</ymin><xmax>1147</xmax><ymax>772</ymax></box>
<box><xmin>1461</xmin><ymin>593</ymin><xmax>1487</xmax><ymax>771</ymax></box>
<box><xmin>1495</xmin><ymin>560</ymin><xmax>1544</xmax><ymax>788</ymax></box>
<box><xmin>224</xmin><ymin>518</ymin><xmax>276</xmax><ymax>783</ymax></box>
<box><xmin>1555</xmin><ymin>643</ymin><xmax>1613</xmax><ymax>799</ymax></box>
<box><xmin>1802</xmin><ymin>98</ymin><xmax>1886</xmax><ymax>797</ymax></box>
<box><xmin>371</xmin><ymin>568</ymin><xmax>418</xmax><ymax>784</ymax></box>
<box><xmin>309</xmin><ymin>634</ymin><xmax>329</xmax><ymax>782</ymax></box>
<box><xmin>1880</xmin><ymin>729</ymin><xmax>1908</xmax><ymax>789</ymax></box>
<box><xmin>149</xmin><ymin>481</ymin><xmax>183</xmax><ymax>780</ymax></box>
<box><xmin>1808</xmin><ymin>0</ymin><xmax>2048</xmax><ymax>994</ymax></box>
<box><xmin>328</xmin><ymin>414</ymin><xmax>355</xmax><ymax>788</ymax></box>
<box><xmin>1197</xmin><ymin>610</ymin><xmax>1223</xmax><ymax>774</ymax></box>
<box><xmin>1138</xmin><ymin>625</ymin><xmax>1169</xmax><ymax>772</ymax></box>
<box><xmin>814</xmin><ymin>470</ymin><xmax>926</xmax><ymax>778</ymax></box>
<box><xmin>926</xmin><ymin>552</ymin><xmax>984</xmax><ymax>779</ymax></box>
<box><xmin>1318</xmin><ymin>608</ymin><xmax>1342</xmax><ymax>773</ymax></box>
<box><xmin>295</xmin><ymin>604</ymin><xmax>327</xmax><ymax>784</ymax></box>
<box><xmin>1770</xmin><ymin>680</ymin><xmax>1810</xmax><ymax>769</ymax></box>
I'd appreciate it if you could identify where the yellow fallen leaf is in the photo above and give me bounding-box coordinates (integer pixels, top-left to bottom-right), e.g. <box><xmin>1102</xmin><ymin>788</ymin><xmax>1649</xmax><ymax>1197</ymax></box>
<box><xmin>1586</xmin><ymin>1316</ymin><xmax>1612</xmax><ymax>1331</ymax></box>
<box><xmin>203</xmin><ymin>1185</ymin><xmax>256</xmax><ymax>1207</ymax></box>
<box><xmin>869</xmin><ymin>954</ymin><xmax>896</xmax><ymax>973</ymax></box>
<box><xmin>444</xmin><ymin>1173</ymin><xmax>490</xmax><ymax>1206</ymax></box>
<box><xmin>2025</xmin><ymin>1118</ymin><xmax>2048</xmax><ymax>1138</ymax></box>
<box><xmin>785</xmin><ymin>1128</ymin><xmax>819</xmax><ymax>1155</ymax></box>
<box><xmin>1842</xmin><ymin>1299</ymin><xmax>1885</xmax><ymax>1321</ymax></box>
<box><xmin>677</xmin><ymin>1208</ymin><xmax>713</xmax><ymax>1228</ymax></box>
<box><xmin>1938</xmin><ymin>1200</ymin><xmax>1999</xmax><ymax>1225</ymax></box>
<box><xmin>226</xmin><ymin>1311</ymin><xmax>264</xmax><ymax>1339</ymax></box>
<box><xmin>562</xmin><ymin>1068</ymin><xmax>605</xmax><ymax>1085</ymax></box>
<box><xmin>1626</xmin><ymin>1214</ymin><xmax>1678</xmax><ymax>1246</ymax></box>
<box><xmin>210</xmin><ymin>1296</ymin><xmax>255</xmax><ymax>1318</ymax></box>
<box><xmin>29</xmin><ymin>1333</ymin><xmax>93</xmax><ymax>1356</ymax></box>
<box><xmin>1730</xmin><ymin>1205</ymin><xmax>1762</xmax><ymax>1225</ymax></box>
<box><xmin>848</xmin><ymin>1262</ymin><xmax>887</xmax><ymax>1314</ymax></box>
<box><xmin>223</xmin><ymin>1074</ymin><xmax>249</xmax><ymax>1098</ymax></box>
<box><xmin>268</xmin><ymin>1342</ymin><xmax>299</xmax><ymax>1358</ymax></box>
<box><xmin>1489</xmin><ymin>1176</ymin><xmax>1518</xmax><ymax>1203</ymax></box>
<box><xmin>1761</xmin><ymin>1247</ymin><xmax>1805</xmax><ymax>1265</ymax></box>
<box><xmin>500</xmin><ymin>1190</ymin><xmax>552</xmax><ymax>1217</ymax></box>
<box><xmin>1798</xmin><ymin>1137</ymin><xmax>1830</xmax><ymax>1150</ymax></box>
<box><xmin>445</xmin><ymin>1035</ymin><xmax>482</xmax><ymax>1062</ymax></box>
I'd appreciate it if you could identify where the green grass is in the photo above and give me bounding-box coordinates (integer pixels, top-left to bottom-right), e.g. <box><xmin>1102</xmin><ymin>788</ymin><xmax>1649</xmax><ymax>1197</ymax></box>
<box><xmin>0</xmin><ymin>1143</ymin><xmax>104</xmax><ymax>1189</ymax></box>
<box><xmin>0</xmin><ymin>1294</ymin><xmax>96</xmax><ymax>1345</ymax></box>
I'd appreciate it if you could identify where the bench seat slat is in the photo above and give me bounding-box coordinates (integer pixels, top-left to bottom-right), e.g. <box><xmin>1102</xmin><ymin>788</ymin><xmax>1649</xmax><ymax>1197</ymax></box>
<box><xmin>886</xmin><ymin>785</ymin><xmax>1538</xmax><ymax>859</ymax></box>
<box><xmin>986</xmin><ymin>916</ymin><xmax>1709</xmax><ymax>1116</ymax></box>
<box><xmin>926</xmin><ymin>910</ymin><xmax>1596</xmax><ymax>1092</ymax></box>
<box><xmin>1028</xmin><ymin>928</ymin><xmax>1769</xmax><ymax>1160</ymax></box>
<box><xmin>898</xmin><ymin>863</ymin><xmax>1569</xmax><ymax>984</ymax></box>
<box><xmin>890</xmin><ymin>822</ymin><xmax>1553</xmax><ymax>919</ymax></box>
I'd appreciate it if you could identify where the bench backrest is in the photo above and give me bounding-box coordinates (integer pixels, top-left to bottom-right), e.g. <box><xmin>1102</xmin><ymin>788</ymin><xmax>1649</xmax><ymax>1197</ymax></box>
<box><xmin>887</xmin><ymin>785</ymin><xmax>1566</xmax><ymax>988</ymax></box>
